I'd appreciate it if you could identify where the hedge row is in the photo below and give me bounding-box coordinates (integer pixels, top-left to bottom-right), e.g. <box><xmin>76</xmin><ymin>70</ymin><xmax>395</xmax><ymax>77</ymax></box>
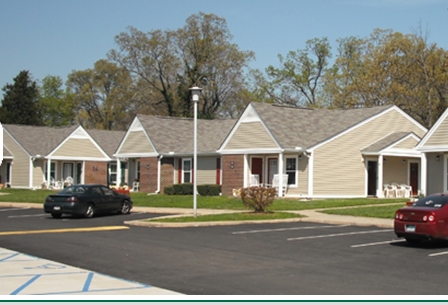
<box><xmin>164</xmin><ymin>183</ymin><xmax>221</xmax><ymax>196</ymax></box>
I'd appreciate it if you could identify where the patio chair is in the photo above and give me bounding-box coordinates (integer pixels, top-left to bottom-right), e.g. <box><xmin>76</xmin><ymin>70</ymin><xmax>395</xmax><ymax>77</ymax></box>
<box><xmin>132</xmin><ymin>181</ymin><xmax>140</xmax><ymax>192</ymax></box>
<box><xmin>383</xmin><ymin>184</ymin><xmax>396</xmax><ymax>198</ymax></box>
<box><xmin>272</xmin><ymin>174</ymin><xmax>288</xmax><ymax>196</ymax></box>
<box><xmin>64</xmin><ymin>176</ymin><xmax>74</xmax><ymax>187</ymax></box>
<box><xmin>250</xmin><ymin>174</ymin><xmax>260</xmax><ymax>187</ymax></box>
<box><xmin>392</xmin><ymin>182</ymin><xmax>404</xmax><ymax>197</ymax></box>
<box><xmin>401</xmin><ymin>184</ymin><xmax>412</xmax><ymax>198</ymax></box>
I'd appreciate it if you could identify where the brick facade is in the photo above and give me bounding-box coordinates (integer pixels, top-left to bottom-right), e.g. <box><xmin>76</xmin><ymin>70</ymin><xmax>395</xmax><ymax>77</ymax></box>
<box><xmin>160</xmin><ymin>158</ymin><xmax>175</xmax><ymax>193</ymax></box>
<box><xmin>84</xmin><ymin>161</ymin><xmax>108</xmax><ymax>185</ymax></box>
<box><xmin>221</xmin><ymin>154</ymin><xmax>245</xmax><ymax>196</ymax></box>
<box><xmin>139</xmin><ymin>157</ymin><xmax>158</xmax><ymax>193</ymax></box>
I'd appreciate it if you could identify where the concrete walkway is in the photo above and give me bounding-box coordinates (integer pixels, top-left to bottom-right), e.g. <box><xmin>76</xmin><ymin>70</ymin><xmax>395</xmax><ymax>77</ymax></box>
<box><xmin>0</xmin><ymin>201</ymin><xmax>395</xmax><ymax>295</ymax></box>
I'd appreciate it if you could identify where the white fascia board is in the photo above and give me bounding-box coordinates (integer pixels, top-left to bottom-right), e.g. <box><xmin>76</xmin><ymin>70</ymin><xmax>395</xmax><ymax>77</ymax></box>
<box><xmin>218</xmin><ymin>103</ymin><xmax>282</xmax><ymax>152</ymax></box>
<box><xmin>49</xmin><ymin>156</ymin><xmax>112</xmax><ymax>161</ymax></box>
<box><xmin>311</xmin><ymin>106</ymin><xmax>426</xmax><ymax>151</ymax></box>
<box><xmin>47</xmin><ymin>126</ymin><xmax>110</xmax><ymax>160</ymax></box>
<box><xmin>416</xmin><ymin>108</ymin><xmax>448</xmax><ymax>149</ymax></box>
<box><xmin>3</xmin><ymin>128</ymin><xmax>31</xmax><ymax>157</ymax></box>
<box><xmin>115</xmin><ymin>117</ymin><xmax>158</xmax><ymax>155</ymax></box>
<box><xmin>417</xmin><ymin>146</ymin><xmax>448</xmax><ymax>153</ymax></box>
<box><xmin>114</xmin><ymin>152</ymin><xmax>159</xmax><ymax>158</ymax></box>
<box><xmin>219</xmin><ymin>149</ymin><xmax>284</xmax><ymax>155</ymax></box>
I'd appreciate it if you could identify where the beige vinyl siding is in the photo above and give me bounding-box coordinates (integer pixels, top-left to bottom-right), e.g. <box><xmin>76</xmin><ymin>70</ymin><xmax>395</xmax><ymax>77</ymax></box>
<box><xmin>313</xmin><ymin>108</ymin><xmax>426</xmax><ymax>197</ymax></box>
<box><xmin>427</xmin><ymin>153</ymin><xmax>444</xmax><ymax>194</ymax></box>
<box><xmin>286</xmin><ymin>157</ymin><xmax>309</xmax><ymax>196</ymax></box>
<box><xmin>224</xmin><ymin>122</ymin><xmax>278</xmax><ymax>150</ymax></box>
<box><xmin>197</xmin><ymin>157</ymin><xmax>217</xmax><ymax>185</ymax></box>
<box><xmin>383</xmin><ymin>157</ymin><xmax>407</xmax><ymax>184</ymax></box>
<box><xmin>32</xmin><ymin>160</ymin><xmax>45</xmax><ymax>187</ymax></box>
<box><xmin>425</xmin><ymin>118</ymin><xmax>448</xmax><ymax>146</ymax></box>
<box><xmin>393</xmin><ymin>137</ymin><xmax>418</xmax><ymax>149</ymax></box>
<box><xmin>119</xmin><ymin>131</ymin><xmax>155</xmax><ymax>154</ymax></box>
<box><xmin>4</xmin><ymin>133</ymin><xmax>30</xmax><ymax>188</ymax></box>
<box><xmin>52</xmin><ymin>139</ymin><xmax>105</xmax><ymax>158</ymax></box>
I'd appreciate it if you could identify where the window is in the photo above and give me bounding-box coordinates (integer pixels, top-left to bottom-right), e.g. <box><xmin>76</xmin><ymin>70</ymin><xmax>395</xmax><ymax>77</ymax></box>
<box><xmin>183</xmin><ymin>158</ymin><xmax>192</xmax><ymax>183</ymax></box>
<box><xmin>136</xmin><ymin>160</ymin><xmax>140</xmax><ymax>181</ymax></box>
<box><xmin>109</xmin><ymin>163</ymin><xmax>117</xmax><ymax>184</ymax></box>
<box><xmin>45</xmin><ymin>162</ymin><xmax>56</xmax><ymax>180</ymax></box>
<box><xmin>285</xmin><ymin>157</ymin><xmax>297</xmax><ymax>185</ymax></box>
<box><xmin>62</xmin><ymin>163</ymin><xmax>74</xmax><ymax>180</ymax></box>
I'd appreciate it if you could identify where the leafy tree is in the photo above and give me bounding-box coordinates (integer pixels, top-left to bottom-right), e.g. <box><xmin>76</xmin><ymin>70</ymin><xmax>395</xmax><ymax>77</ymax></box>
<box><xmin>66</xmin><ymin>60</ymin><xmax>137</xmax><ymax>130</ymax></box>
<box><xmin>39</xmin><ymin>75</ymin><xmax>76</xmax><ymax>126</ymax></box>
<box><xmin>264</xmin><ymin>37</ymin><xmax>332</xmax><ymax>107</ymax></box>
<box><xmin>109</xmin><ymin>12</ymin><xmax>254</xmax><ymax>119</ymax></box>
<box><xmin>0</xmin><ymin>70</ymin><xmax>43</xmax><ymax>125</ymax></box>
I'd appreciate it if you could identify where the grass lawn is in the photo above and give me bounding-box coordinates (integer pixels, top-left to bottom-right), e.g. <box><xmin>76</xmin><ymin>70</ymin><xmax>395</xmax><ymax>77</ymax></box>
<box><xmin>321</xmin><ymin>203</ymin><xmax>406</xmax><ymax>219</ymax></box>
<box><xmin>148</xmin><ymin>211</ymin><xmax>303</xmax><ymax>223</ymax></box>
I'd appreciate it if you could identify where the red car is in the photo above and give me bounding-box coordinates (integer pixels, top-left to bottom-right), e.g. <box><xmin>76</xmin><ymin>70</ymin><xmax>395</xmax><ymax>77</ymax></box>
<box><xmin>395</xmin><ymin>193</ymin><xmax>448</xmax><ymax>244</ymax></box>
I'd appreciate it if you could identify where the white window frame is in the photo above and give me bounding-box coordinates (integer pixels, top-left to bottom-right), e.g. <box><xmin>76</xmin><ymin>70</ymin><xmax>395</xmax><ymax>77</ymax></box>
<box><xmin>62</xmin><ymin>162</ymin><xmax>74</xmax><ymax>180</ymax></box>
<box><xmin>285</xmin><ymin>156</ymin><xmax>298</xmax><ymax>187</ymax></box>
<box><xmin>109</xmin><ymin>162</ymin><xmax>117</xmax><ymax>185</ymax></box>
<box><xmin>182</xmin><ymin>158</ymin><xmax>192</xmax><ymax>183</ymax></box>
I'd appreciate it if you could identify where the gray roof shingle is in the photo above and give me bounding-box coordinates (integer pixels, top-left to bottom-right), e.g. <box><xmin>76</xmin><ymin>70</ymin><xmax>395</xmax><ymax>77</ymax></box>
<box><xmin>361</xmin><ymin>132</ymin><xmax>416</xmax><ymax>153</ymax></box>
<box><xmin>251</xmin><ymin>103</ymin><xmax>393</xmax><ymax>149</ymax></box>
<box><xmin>87</xmin><ymin>129</ymin><xmax>126</xmax><ymax>158</ymax></box>
<box><xmin>3</xmin><ymin>124</ymin><xmax>79</xmax><ymax>156</ymax></box>
<box><xmin>137</xmin><ymin>115</ymin><xmax>236</xmax><ymax>154</ymax></box>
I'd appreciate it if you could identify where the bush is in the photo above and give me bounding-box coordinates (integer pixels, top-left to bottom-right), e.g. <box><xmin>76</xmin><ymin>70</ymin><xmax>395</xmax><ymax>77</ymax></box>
<box><xmin>197</xmin><ymin>184</ymin><xmax>221</xmax><ymax>196</ymax></box>
<box><xmin>240</xmin><ymin>187</ymin><xmax>277</xmax><ymax>213</ymax></box>
<box><xmin>164</xmin><ymin>186</ymin><xmax>175</xmax><ymax>195</ymax></box>
<box><xmin>165</xmin><ymin>183</ymin><xmax>194</xmax><ymax>195</ymax></box>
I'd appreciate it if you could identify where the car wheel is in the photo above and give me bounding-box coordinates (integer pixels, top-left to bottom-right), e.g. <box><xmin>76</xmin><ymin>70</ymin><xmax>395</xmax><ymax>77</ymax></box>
<box><xmin>119</xmin><ymin>200</ymin><xmax>131</xmax><ymax>214</ymax></box>
<box><xmin>84</xmin><ymin>204</ymin><xmax>95</xmax><ymax>218</ymax></box>
<box><xmin>51</xmin><ymin>212</ymin><xmax>62</xmax><ymax>218</ymax></box>
<box><xmin>405</xmin><ymin>237</ymin><xmax>421</xmax><ymax>245</ymax></box>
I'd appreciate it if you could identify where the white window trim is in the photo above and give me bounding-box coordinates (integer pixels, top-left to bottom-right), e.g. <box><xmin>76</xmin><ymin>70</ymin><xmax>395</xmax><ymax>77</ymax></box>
<box><xmin>284</xmin><ymin>155</ymin><xmax>298</xmax><ymax>187</ymax></box>
<box><xmin>182</xmin><ymin>158</ymin><xmax>192</xmax><ymax>183</ymax></box>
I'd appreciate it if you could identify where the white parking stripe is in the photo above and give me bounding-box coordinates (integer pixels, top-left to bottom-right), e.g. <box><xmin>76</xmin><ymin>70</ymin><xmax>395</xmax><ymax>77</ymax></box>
<box><xmin>0</xmin><ymin>208</ymin><xmax>30</xmax><ymax>212</ymax></box>
<box><xmin>287</xmin><ymin>229</ymin><xmax>393</xmax><ymax>241</ymax></box>
<box><xmin>351</xmin><ymin>240</ymin><xmax>402</xmax><ymax>248</ymax></box>
<box><xmin>8</xmin><ymin>214</ymin><xmax>48</xmax><ymax>218</ymax></box>
<box><xmin>232</xmin><ymin>225</ymin><xmax>349</xmax><ymax>235</ymax></box>
<box><xmin>429</xmin><ymin>251</ymin><xmax>448</xmax><ymax>257</ymax></box>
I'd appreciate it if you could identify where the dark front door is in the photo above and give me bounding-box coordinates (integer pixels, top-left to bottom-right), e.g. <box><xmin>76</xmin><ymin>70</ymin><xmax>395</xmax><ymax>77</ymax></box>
<box><xmin>251</xmin><ymin>158</ymin><xmax>263</xmax><ymax>185</ymax></box>
<box><xmin>410</xmin><ymin>163</ymin><xmax>419</xmax><ymax>196</ymax></box>
<box><xmin>367</xmin><ymin>161</ymin><xmax>377</xmax><ymax>196</ymax></box>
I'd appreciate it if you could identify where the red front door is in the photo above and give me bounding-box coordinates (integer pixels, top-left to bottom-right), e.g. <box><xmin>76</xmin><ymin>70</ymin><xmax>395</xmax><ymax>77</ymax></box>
<box><xmin>251</xmin><ymin>158</ymin><xmax>263</xmax><ymax>185</ymax></box>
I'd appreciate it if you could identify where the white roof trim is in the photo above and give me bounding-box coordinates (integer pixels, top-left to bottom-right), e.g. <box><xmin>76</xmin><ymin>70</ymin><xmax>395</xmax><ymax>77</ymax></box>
<box><xmin>416</xmin><ymin>107</ymin><xmax>448</xmax><ymax>150</ymax></box>
<box><xmin>46</xmin><ymin>126</ymin><xmax>110</xmax><ymax>159</ymax></box>
<box><xmin>218</xmin><ymin>103</ymin><xmax>281</xmax><ymax>152</ymax></box>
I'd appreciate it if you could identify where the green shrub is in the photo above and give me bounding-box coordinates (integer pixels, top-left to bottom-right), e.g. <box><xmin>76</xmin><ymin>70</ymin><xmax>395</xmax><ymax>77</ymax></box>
<box><xmin>197</xmin><ymin>184</ymin><xmax>222</xmax><ymax>196</ymax></box>
<box><xmin>164</xmin><ymin>186</ymin><xmax>175</xmax><ymax>195</ymax></box>
<box><xmin>240</xmin><ymin>187</ymin><xmax>277</xmax><ymax>213</ymax></box>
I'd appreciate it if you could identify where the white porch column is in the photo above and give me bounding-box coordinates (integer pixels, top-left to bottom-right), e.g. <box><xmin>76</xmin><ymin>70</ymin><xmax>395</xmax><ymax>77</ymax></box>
<box><xmin>308</xmin><ymin>152</ymin><xmax>314</xmax><ymax>197</ymax></box>
<box><xmin>47</xmin><ymin>159</ymin><xmax>51</xmax><ymax>188</ymax></box>
<box><xmin>421</xmin><ymin>153</ymin><xmax>427</xmax><ymax>196</ymax></box>
<box><xmin>278</xmin><ymin>152</ymin><xmax>284</xmax><ymax>197</ymax></box>
<box><xmin>377</xmin><ymin>155</ymin><xmax>384</xmax><ymax>198</ymax></box>
<box><xmin>116</xmin><ymin>158</ymin><xmax>122</xmax><ymax>187</ymax></box>
<box><xmin>244</xmin><ymin>154</ymin><xmax>249</xmax><ymax>188</ymax></box>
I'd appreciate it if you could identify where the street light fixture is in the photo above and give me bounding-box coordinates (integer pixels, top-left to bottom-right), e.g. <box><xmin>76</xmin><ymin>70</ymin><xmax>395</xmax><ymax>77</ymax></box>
<box><xmin>189</xmin><ymin>86</ymin><xmax>202</xmax><ymax>217</ymax></box>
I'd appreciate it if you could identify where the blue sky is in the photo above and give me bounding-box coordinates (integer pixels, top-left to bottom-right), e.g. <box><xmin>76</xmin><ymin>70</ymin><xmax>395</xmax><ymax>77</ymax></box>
<box><xmin>0</xmin><ymin>0</ymin><xmax>446</xmax><ymax>89</ymax></box>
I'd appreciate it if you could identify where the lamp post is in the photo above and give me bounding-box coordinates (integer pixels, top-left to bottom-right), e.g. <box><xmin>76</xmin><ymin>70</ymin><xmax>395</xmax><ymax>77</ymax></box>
<box><xmin>189</xmin><ymin>86</ymin><xmax>202</xmax><ymax>217</ymax></box>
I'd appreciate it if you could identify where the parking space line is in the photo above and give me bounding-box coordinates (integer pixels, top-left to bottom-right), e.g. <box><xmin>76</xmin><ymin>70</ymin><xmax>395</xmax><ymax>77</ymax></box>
<box><xmin>11</xmin><ymin>274</ymin><xmax>41</xmax><ymax>295</ymax></box>
<box><xmin>232</xmin><ymin>224</ymin><xmax>349</xmax><ymax>235</ymax></box>
<box><xmin>351</xmin><ymin>239</ymin><xmax>402</xmax><ymax>248</ymax></box>
<box><xmin>8</xmin><ymin>214</ymin><xmax>48</xmax><ymax>218</ymax></box>
<box><xmin>0</xmin><ymin>207</ymin><xmax>30</xmax><ymax>212</ymax></box>
<box><xmin>0</xmin><ymin>226</ymin><xmax>129</xmax><ymax>236</ymax></box>
<box><xmin>287</xmin><ymin>229</ymin><xmax>393</xmax><ymax>241</ymax></box>
<box><xmin>429</xmin><ymin>251</ymin><xmax>448</xmax><ymax>257</ymax></box>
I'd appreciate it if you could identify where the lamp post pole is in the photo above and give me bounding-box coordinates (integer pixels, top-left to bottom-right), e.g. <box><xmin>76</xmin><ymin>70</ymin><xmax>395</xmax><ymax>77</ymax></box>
<box><xmin>189</xmin><ymin>86</ymin><xmax>202</xmax><ymax>218</ymax></box>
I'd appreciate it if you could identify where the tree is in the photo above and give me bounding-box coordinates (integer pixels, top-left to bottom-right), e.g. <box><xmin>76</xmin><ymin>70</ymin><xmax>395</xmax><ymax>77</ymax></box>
<box><xmin>264</xmin><ymin>37</ymin><xmax>332</xmax><ymax>107</ymax></box>
<box><xmin>0</xmin><ymin>70</ymin><xmax>42</xmax><ymax>125</ymax></box>
<box><xmin>66</xmin><ymin>60</ymin><xmax>137</xmax><ymax>130</ymax></box>
<box><xmin>39</xmin><ymin>75</ymin><xmax>76</xmax><ymax>126</ymax></box>
<box><xmin>109</xmin><ymin>12</ymin><xmax>254</xmax><ymax>119</ymax></box>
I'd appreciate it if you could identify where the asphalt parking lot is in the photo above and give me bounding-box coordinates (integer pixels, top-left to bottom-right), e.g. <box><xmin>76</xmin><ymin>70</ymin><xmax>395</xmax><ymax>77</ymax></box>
<box><xmin>2</xmin><ymin>205</ymin><xmax>448</xmax><ymax>296</ymax></box>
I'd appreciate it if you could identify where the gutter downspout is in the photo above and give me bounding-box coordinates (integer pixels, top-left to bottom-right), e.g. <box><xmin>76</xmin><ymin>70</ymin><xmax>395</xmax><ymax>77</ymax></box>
<box><xmin>155</xmin><ymin>155</ymin><xmax>163</xmax><ymax>194</ymax></box>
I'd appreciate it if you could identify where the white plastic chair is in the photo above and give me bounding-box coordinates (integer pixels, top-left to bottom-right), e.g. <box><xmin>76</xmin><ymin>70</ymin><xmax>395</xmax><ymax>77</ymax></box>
<box><xmin>250</xmin><ymin>174</ymin><xmax>260</xmax><ymax>187</ymax></box>
<box><xmin>64</xmin><ymin>176</ymin><xmax>74</xmax><ymax>187</ymax></box>
<box><xmin>272</xmin><ymin>174</ymin><xmax>288</xmax><ymax>196</ymax></box>
<box><xmin>401</xmin><ymin>184</ymin><xmax>412</xmax><ymax>198</ymax></box>
<box><xmin>384</xmin><ymin>184</ymin><xmax>396</xmax><ymax>198</ymax></box>
<box><xmin>132</xmin><ymin>181</ymin><xmax>140</xmax><ymax>192</ymax></box>
<box><xmin>392</xmin><ymin>183</ymin><xmax>404</xmax><ymax>197</ymax></box>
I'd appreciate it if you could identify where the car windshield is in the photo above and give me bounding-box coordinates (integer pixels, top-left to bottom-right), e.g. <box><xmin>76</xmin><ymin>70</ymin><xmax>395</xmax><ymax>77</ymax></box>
<box><xmin>58</xmin><ymin>186</ymin><xmax>87</xmax><ymax>195</ymax></box>
<box><xmin>413</xmin><ymin>195</ymin><xmax>448</xmax><ymax>208</ymax></box>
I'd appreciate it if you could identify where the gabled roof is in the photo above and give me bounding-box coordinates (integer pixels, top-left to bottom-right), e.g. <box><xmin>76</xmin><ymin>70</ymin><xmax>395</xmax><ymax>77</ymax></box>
<box><xmin>137</xmin><ymin>114</ymin><xmax>236</xmax><ymax>154</ymax></box>
<box><xmin>416</xmin><ymin>107</ymin><xmax>448</xmax><ymax>152</ymax></box>
<box><xmin>87</xmin><ymin>129</ymin><xmax>126</xmax><ymax>158</ymax></box>
<box><xmin>361</xmin><ymin>132</ymin><xmax>419</xmax><ymax>154</ymax></box>
<box><xmin>3</xmin><ymin>124</ymin><xmax>79</xmax><ymax>156</ymax></box>
<box><xmin>3</xmin><ymin>146</ymin><xmax>12</xmax><ymax>159</ymax></box>
<box><xmin>251</xmin><ymin>103</ymin><xmax>393</xmax><ymax>149</ymax></box>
